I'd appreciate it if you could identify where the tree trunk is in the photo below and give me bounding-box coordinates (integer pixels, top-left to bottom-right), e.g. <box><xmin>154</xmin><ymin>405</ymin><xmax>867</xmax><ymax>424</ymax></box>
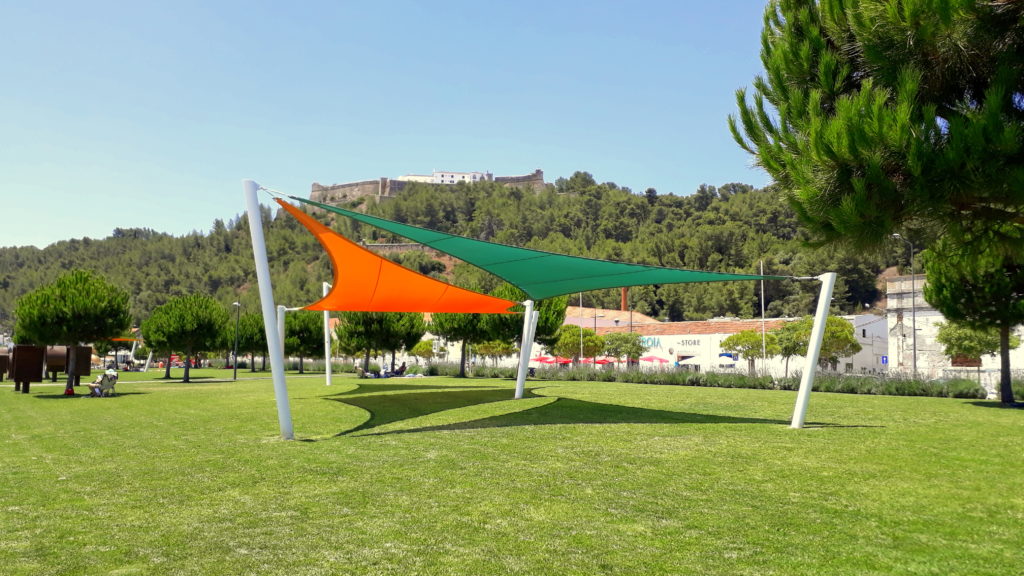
<box><xmin>363</xmin><ymin>350</ymin><xmax>370</xmax><ymax>372</ymax></box>
<box><xmin>459</xmin><ymin>341</ymin><xmax>467</xmax><ymax>378</ymax></box>
<box><xmin>999</xmin><ymin>324</ymin><xmax>1015</xmax><ymax>404</ymax></box>
<box><xmin>183</xmin><ymin>348</ymin><xmax>192</xmax><ymax>383</ymax></box>
<box><xmin>65</xmin><ymin>346</ymin><xmax>78</xmax><ymax>395</ymax></box>
<box><xmin>298</xmin><ymin>356</ymin><xmax>304</xmax><ymax>374</ymax></box>
<box><xmin>391</xmin><ymin>350</ymin><xmax>396</xmax><ymax>371</ymax></box>
<box><xmin>164</xmin><ymin>354</ymin><xmax>172</xmax><ymax>379</ymax></box>
<box><xmin>784</xmin><ymin>356</ymin><xmax>790</xmax><ymax>379</ymax></box>
<box><xmin>747</xmin><ymin>357</ymin><xmax>755</xmax><ymax>377</ymax></box>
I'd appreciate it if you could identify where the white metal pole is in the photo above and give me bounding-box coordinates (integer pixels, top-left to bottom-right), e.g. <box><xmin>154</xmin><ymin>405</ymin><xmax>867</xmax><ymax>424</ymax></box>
<box><xmin>244</xmin><ymin>179</ymin><xmax>294</xmax><ymax>440</ymax></box>
<box><xmin>910</xmin><ymin>244</ymin><xmax>917</xmax><ymax>379</ymax></box>
<box><xmin>323</xmin><ymin>282</ymin><xmax>332</xmax><ymax>386</ymax></box>
<box><xmin>514</xmin><ymin>300</ymin><xmax>535</xmax><ymax>399</ymax></box>
<box><xmin>791</xmin><ymin>272</ymin><xmax>837</xmax><ymax>429</ymax></box>
<box><xmin>760</xmin><ymin>260</ymin><xmax>767</xmax><ymax>374</ymax></box>
<box><xmin>579</xmin><ymin>292</ymin><xmax>583</xmax><ymax>363</ymax></box>
<box><xmin>277</xmin><ymin>305</ymin><xmax>287</xmax><ymax>358</ymax></box>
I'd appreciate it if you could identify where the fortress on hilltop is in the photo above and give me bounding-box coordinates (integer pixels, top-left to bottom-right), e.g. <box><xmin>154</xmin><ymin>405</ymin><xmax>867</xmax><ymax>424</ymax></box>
<box><xmin>310</xmin><ymin>169</ymin><xmax>545</xmax><ymax>207</ymax></box>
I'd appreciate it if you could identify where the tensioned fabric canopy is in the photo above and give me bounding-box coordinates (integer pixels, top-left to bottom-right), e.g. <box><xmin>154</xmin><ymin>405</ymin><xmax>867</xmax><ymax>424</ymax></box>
<box><xmin>289</xmin><ymin>195</ymin><xmax>789</xmax><ymax>300</ymax></box>
<box><xmin>276</xmin><ymin>199</ymin><xmax>516</xmax><ymax>314</ymax></box>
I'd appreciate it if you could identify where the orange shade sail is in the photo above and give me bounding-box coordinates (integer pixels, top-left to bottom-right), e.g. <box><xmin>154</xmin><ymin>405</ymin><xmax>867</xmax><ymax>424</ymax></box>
<box><xmin>275</xmin><ymin>199</ymin><xmax>516</xmax><ymax>314</ymax></box>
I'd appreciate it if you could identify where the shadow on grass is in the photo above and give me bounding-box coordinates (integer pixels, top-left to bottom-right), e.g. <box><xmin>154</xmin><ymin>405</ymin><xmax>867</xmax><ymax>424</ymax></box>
<box><xmin>331</xmin><ymin>387</ymin><xmax>524</xmax><ymax>435</ymax></box>
<box><xmin>362</xmin><ymin>396</ymin><xmax>792</xmax><ymax>436</ymax></box>
<box><xmin>967</xmin><ymin>400</ymin><xmax>1024</xmax><ymax>410</ymax></box>
<box><xmin>31</xmin><ymin>392</ymin><xmax>149</xmax><ymax>400</ymax></box>
<box><xmin>330</xmin><ymin>382</ymin><xmax>494</xmax><ymax>396</ymax></box>
<box><xmin>329</xmin><ymin>384</ymin><xmax>801</xmax><ymax>437</ymax></box>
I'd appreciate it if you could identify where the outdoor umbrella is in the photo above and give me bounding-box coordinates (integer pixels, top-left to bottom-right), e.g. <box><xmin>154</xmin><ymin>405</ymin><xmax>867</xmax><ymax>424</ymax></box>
<box><xmin>639</xmin><ymin>355</ymin><xmax>669</xmax><ymax>364</ymax></box>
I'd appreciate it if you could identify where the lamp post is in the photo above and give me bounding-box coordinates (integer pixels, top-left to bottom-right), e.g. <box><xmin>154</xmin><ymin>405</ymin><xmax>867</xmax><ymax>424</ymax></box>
<box><xmin>232</xmin><ymin>302</ymin><xmax>241</xmax><ymax>381</ymax></box>
<box><xmin>892</xmin><ymin>234</ymin><xmax>917</xmax><ymax>378</ymax></box>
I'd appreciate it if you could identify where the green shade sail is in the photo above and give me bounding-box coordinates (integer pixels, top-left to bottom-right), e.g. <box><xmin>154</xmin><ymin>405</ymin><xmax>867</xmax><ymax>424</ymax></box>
<box><xmin>289</xmin><ymin>195</ymin><xmax>789</xmax><ymax>301</ymax></box>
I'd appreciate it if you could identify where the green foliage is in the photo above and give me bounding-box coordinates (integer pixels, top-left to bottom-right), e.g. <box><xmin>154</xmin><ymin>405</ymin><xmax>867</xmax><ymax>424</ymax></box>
<box><xmin>602</xmin><ymin>332</ymin><xmax>647</xmax><ymax>363</ymax></box>
<box><xmin>474</xmin><ymin>340</ymin><xmax>517</xmax><ymax>365</ymax></box>
<box><xmin>935</xmin><ymin>321</ymin><xmax>1019</xmax><ymax>361</ymax></box>
<box><xmin>140</xmin><ymin>294</ymin><xmax>230</xmax><ymax>382</ymax></box>
<box><xmin>13</xmin><ymin>269</ymin><xmax>131</xmax><ymax>346</ymax></box>
<box><xmin>335</xmin><ymin>311</ymin><xmax>426</xmax><ymax>371</ymax></box>
<box><xmin>550</xmin><ymin>324</ymin><xmax>604</xmax><ymax>362</ymax></box>
<box><xmin>481</xmin><ymin>283</ymin><xmax>568</xmax><ymax>348</ymax></box>
<box><xmin>732</xmin><ymin>0</ymin><xmax>1024</xmax><ymax>253</ymax></box>
<box><xmin>13</xmin><ymin>269</ymin><xmax>132</xmax><ymax>389</ymax></box>
<box><xmin>236</xmin><ymin>312</ymin><xmax>268</xmax><ymax>370</ymax></box>
<box><xmin>924</xmin><ymin>238</ymin><xmax>1024</xmax><ymax>402</ymax></box>
<box><xmin>720</xmin><ymin>330</ymin><xmax>780</xmax><ymax>375</ymax></box>
<box><xmin>410</xmin><ymin>340</ymin><xmax>435</xmax><ymax>363</ymax></box>
<box><xmin>284</xmin><ymin>310</ymin><xmax>324</xmax><ymax>373</ymax></box>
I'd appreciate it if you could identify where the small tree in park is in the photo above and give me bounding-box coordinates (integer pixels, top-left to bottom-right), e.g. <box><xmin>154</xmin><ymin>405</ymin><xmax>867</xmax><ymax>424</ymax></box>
<box><xmin>236</xmin><ymin>312</ymin><xmax>268</xmax><ymax>371</ymax></box>
<box><xmin>550</xmin><ymin>325</ymin><xmax>604</xmax><ymax>364</ymax></box>
<box><xmin>141</xmin><ymin>294</ymin><xmax>228</xmax><ymax>383</ymax></box>
<box><xmin>410</xmin><ymin>339</ymin><xmax>435</xmax><ymax>365</ymax></box>
<box><xmin>603</xmin><ymin>332</ymin><xmax>647</xmax><ymax>366</ymax></box>
<box><xmin>284</xmin><ymin>310</ymin><xmax>323</xmax><ymax>374</ymax></box>
<box><xmin>935</xmin><ymin>321</ymin><xmax>1020</xmax><ymax>384</ymax></box>
<box><xmin>430</xmin><ymin>312</ymin><xmax>492</xmax><ymax>377</ymax></box>
<box><xmin>924</xmin><ymin>240</ymin><xmax>1024</xmax><ymax>404</ymax></box>
<box><xmin>13</xmin><ymin>270</ymin><xmax>131</xmax><ymax>394</ymax></box>
<box><xmin>774</xmin><ymin>320</ymin><xmax>809</xmax><ymax>378</ymax></box>
<box><xmin>720</xmin><ymin>330</ymin><xmax>780</xmax><ymax>376</ymax></box>
<box><xmin>481</xmin><ymin>284</ymin><xmax>569</xmax><ymax>350</ymax></box>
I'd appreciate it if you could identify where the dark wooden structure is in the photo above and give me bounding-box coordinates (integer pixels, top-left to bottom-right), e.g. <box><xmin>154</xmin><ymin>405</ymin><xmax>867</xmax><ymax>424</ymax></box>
<box><xmin>0</xmin><ymin>347</ymin><xmax>8</xmax><ymax>382</ymax></box>
<box><xmin>10</xmin><ymin>345</ymin><xmax>45</xmax><ymax>393</ymax></box>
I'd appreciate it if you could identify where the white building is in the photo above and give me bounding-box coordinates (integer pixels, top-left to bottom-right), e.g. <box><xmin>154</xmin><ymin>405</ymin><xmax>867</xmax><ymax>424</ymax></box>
<box><xmin>886</xmin><ymin>274</ymin><xmax>1024</xmax><ymax>396</ymax></box>
<box><xmin>594</xmin><ymin>313</ymin><xmax>887</xmax><ymax>377</ymax></box>
<box><xmin>397</xmin><ymin>170</ymin><xmax>493</xmax><ymax>185</ymax></box>
<box><xmin>426</xmin><ymin>307</ymin><xmax>887</xmax><ymax>378</ymax></box>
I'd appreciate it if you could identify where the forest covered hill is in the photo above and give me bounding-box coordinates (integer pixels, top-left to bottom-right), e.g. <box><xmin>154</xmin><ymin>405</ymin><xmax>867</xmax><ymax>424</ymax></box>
<box><xmin>0</xmin><ymin>172</ymin><xmax>901</xmax><ymax>335</ymax></box>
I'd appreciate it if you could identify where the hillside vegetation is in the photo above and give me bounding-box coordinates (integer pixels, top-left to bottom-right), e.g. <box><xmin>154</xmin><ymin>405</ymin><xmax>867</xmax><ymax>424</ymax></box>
<box><xmin>0</xmin><ymin>173</ymin><xmax>898</xmax><ymax>333</ymax></box>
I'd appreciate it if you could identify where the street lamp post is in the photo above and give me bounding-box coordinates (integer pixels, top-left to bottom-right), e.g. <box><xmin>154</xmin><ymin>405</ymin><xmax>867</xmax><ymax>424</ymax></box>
<box><xmin>232</xmin><ymin>302</ymin><xmax>241</xmax><ymax>381</ymax></box>
<box><xmin>892</xmin><ymin>234</ymin><xmax>917</xmax><ymax>378</ymax></box>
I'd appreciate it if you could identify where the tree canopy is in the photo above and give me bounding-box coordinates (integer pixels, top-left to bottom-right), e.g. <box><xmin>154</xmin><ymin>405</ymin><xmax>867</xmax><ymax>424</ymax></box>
<box><xmin>731</xmin><ymin>0</ymin><xmax>1024</xmax><ymax>253</ymax></box>
<box><xmin>923</xmin><ymin>240</ymin><xmax>1024</xmax><ymax>402</ymax></box>
<box><xmin>140</xmin><ymin>294</ymin><xmax>229</xmax><ymax>382</ymax></box>
<box><xmin>13</xmin><ymin>269</ymin><xmax>132</xmax><ymax>391</ymax></box>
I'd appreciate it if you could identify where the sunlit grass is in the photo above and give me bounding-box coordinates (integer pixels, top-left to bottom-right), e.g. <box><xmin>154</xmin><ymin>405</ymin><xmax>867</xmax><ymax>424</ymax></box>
<box><xmin>1</xmin><ymin>373</ymin><xmax>1021</xmax><ymax>575</ymax></box>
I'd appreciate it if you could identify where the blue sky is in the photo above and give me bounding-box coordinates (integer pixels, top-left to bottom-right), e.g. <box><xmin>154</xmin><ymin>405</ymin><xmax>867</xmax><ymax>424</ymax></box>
<box><xmin>1</xmin><ymin>0</ymin><xmax>771</xmax><ymax>248</ymax></box>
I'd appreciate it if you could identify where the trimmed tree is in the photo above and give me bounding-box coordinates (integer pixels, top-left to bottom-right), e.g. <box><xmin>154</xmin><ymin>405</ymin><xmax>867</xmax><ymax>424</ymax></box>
<box><xmin>13</xmin><ymin>270</ymin><xmax>131</xmax><ymax>394</ymax></box>
<box><xmin>720</xmin><ymin>330</ymin><xmax>780</xmax><ymax>376</ymax></box>
<box><xmin>141</xmin><ymin>294</ymin><xmax>229</xmax><ymax>383</ymax></box>
<box><xmin>602</xmin><ymin>332</ymin><xmax>647</xmax><ymax>367</ymax></box>
<box><xmin>429</xmin><ymin>312</ymin><xmax>492</xmax><ymax>377</ymax></box>
<box><xmin>284</xmin><ymin>310</ymin><xmax>323</xmax><ymax>374</ymax></box>
<box><xmin>550</xmin><ymin>325</ymin><xmax>604</xmax><ymax>364</ymax></box>
<box><xmin>924</xmin><ymin>241</ymin><xmax>1024</xmax><ymax>403</ymax></box>
<box><xmin>935</xmin><ymin>321</ymin><xmax>1021</xmax><ymax>386</ymax></box>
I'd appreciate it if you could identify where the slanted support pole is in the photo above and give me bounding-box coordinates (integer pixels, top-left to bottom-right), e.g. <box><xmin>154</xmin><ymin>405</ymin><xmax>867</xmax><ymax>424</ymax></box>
<box><xmin>244</xmin><ymin>179</ymin><xmax>294</xmax><ymax>440</ymax></box>
<box><xmin>323</xmin><ymin>282</ymin><xmax>332</xmax><ymax>386</ymax></box>
<box><xmin>277</xmin><ymin>305</ymin><xmax>287</xmax><ymax>357</ymax></box>
<box><xmin>791</xmin><ymin>272</ymin><xmax>837</xmax><ymax>429</ymax></box>
<box><xmin>514</xmin><ymin>300</ymin><xmax>537</xmax><ymax>399</ymax></box>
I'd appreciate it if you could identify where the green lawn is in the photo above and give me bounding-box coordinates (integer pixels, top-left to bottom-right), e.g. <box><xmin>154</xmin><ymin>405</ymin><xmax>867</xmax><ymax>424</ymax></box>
<box><xmin>2</xmin><ymin>372</ymin><xmax>1021</xmax><ymax>575</ymax></box>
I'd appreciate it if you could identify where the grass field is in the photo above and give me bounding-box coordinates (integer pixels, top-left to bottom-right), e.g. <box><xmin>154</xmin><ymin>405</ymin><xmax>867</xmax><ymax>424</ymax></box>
<box><xmin>2</xmin><ymin>371</ymin><xmax>1021</xmax><ymax>575</ymax></box>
